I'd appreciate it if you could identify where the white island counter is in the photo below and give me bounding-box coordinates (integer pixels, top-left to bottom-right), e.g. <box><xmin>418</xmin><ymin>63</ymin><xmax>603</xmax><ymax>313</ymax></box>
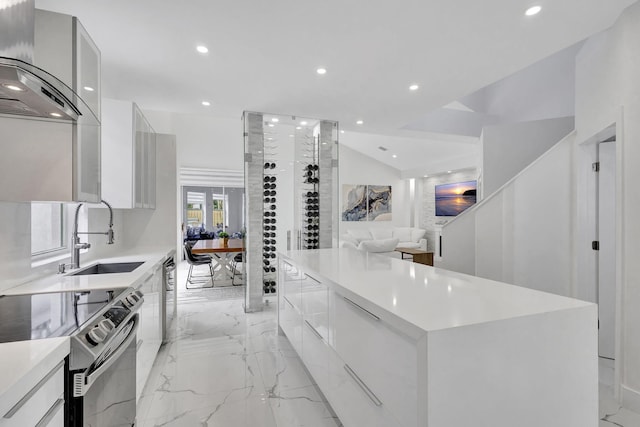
<box><xmin>278</xmin><ymin>248</ymin><xmax>597</xmax><ymax>427</ymax></box>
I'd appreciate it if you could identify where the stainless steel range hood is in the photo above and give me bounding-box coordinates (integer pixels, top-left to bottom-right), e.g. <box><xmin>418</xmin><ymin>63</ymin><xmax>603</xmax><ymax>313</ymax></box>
<box><xmin>0</xmin><ymin>57</ymin><xmax>81</xmax><ymax>120</ymax></box>
<box><xmin>0</xmin><ymin>0</ymin><xmax>93</xmax><ymax>123</ymax></box>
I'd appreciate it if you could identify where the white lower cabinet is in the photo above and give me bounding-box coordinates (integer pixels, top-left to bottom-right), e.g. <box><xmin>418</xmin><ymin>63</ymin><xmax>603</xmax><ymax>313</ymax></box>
<box><xmin>278</xmin><ymin>257</ymin><xmax>418</xmax><ymax>427</ymax></box>
<box><xmin>332</xmin><ymin>293</ymin><xmax>418</xmax><ymax>427</ymax></box>
<box><xmin>135</xmin><ymin>266</ymin><xmax>163</xmax><ymax>402</ymax></box>
<box><xmin>326</xmin><ymin>349</ymin><xmax>401</xmax><ymax>427</ymax></box>
<box><xmin>0</xmin><ymin>362</ymin><xmax>65</xmax><ymax>427</ymax></box>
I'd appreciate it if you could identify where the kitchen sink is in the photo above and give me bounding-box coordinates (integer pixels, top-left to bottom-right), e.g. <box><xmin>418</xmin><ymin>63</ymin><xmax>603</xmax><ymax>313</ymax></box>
<box><xmin>69</xmin><ymin>262</ymin><xmax>145</xmax><ymax>276</ymax></box>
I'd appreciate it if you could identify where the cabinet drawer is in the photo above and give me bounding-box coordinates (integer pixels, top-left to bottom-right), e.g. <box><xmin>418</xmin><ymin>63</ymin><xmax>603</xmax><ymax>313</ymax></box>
<box><xmin>1</xmin><ymin>362</ymin><xmax>64</xmax><ymax>427</ymax></box>
<box><xmin>280</xmin><ymin>260</ymin><xmax>302</xmax><ymax>311</ymax></box>
<box><xmin>333</xmin><ymin>293</ymin><xmax>418</xmax><ymax>427</ymax></box>
<box><xmin>300</xmin><ymin>273</ymin><xmax>329</xmax><ymax>341</ymax></box>
<box><xmin>279</xmin><ymin>294</ymin><xmax>303</xmax><ymax>356</ymax></box>
<box><xmin>326</xmin><ymin>348</ymin><xmax>401</xmax><ymax>427</ymax></box>
<box><xmin>301</xmin><ymin>318</ymin><xmax>329</xmax><ymax>391</ymax></box>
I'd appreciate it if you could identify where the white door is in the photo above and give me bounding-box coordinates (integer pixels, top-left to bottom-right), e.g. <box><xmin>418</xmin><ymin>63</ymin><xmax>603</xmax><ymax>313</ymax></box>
<box><xmin>598</xmin><ymin>141</ymin><xmax>616</xmax><ymax>359</ymax></box>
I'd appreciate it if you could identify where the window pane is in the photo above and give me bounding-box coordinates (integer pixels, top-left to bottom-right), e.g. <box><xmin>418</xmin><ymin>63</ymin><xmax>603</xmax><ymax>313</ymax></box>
<box><xmin>31</xmin><ymin>203</ymin><xmax>64</xmax><ymax>254</ymax></box>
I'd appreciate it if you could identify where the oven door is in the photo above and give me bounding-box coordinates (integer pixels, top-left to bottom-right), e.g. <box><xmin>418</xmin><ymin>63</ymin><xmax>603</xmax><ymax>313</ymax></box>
<box><xmin>67</xmin><ymin>315</ymin><xmax>138</xmax><ymax>427</ymax></box>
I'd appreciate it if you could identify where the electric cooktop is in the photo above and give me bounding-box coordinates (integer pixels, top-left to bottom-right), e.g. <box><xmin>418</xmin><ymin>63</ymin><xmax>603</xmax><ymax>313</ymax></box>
<box><xmin>0</xmin><ymin>288</ymin><xmax>126</xmax><ymax>344</ymax></box>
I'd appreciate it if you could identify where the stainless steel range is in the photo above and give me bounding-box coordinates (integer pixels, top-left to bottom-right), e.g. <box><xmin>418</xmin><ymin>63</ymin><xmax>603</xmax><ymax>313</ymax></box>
<box><xmin>0</xmin><ymin>287</ymin><xmax>144</xmax><ymax>427</ymax></box>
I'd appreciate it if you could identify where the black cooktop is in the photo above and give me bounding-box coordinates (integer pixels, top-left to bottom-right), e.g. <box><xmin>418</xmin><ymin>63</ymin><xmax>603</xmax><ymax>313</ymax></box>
<box><xmin>0</xmin><ymin>288</ymin><xmax>125</xmax><ymax>344</ymax></box>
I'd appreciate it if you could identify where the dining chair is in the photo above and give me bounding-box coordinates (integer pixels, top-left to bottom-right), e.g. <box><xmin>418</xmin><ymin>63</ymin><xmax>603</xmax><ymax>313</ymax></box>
<box><xmin>231</xmin><ymin>252</ymin><xmax>244</xmax><ymax>286</ymax></box>
<box><xmin>183</xmin><ymin>242</ymin><xmax>215</xmax><ymax>289</ymax></box>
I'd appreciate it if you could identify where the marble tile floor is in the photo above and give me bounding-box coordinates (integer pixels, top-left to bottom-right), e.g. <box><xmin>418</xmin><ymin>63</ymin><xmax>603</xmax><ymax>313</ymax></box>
<box><xmin>136</xmin><ymin>263</ymin><xmax>341</xmax><ymax>426</ymax></box>
<box><xmin>137</xmin><ymin>261</ymin><xmax>640</xmax><ymax>426</ymax></box>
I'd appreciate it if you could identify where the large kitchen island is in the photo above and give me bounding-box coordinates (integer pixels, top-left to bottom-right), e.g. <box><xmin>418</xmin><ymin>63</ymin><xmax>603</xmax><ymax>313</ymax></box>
<box><xmin>278</xmin><ymin>248</ymin><xmax>597</xmax><ymax>427</ymax></box>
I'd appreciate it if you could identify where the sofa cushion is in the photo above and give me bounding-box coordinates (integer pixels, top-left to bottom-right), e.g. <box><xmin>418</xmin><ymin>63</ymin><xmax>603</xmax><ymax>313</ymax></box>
<box><xmin>370</xmin><ymin>228</ymin><xmax>393</xmax><ymax>240</ymax></box>
<box><xmin>348</xmin><ymin>229</ymin><xmax>373</xmax><ymax>243</ymax></box>
<box><xmin>397</xmin><ymin>241</ymin><xmax>421</xmax><ymax>249</ymax></box>
<box><xmin>393</xmin><ymin>227</ymin><xmax>412</xmax><ymax>242</ymax></box>
<box><xmin>358</xmin><ymin>238</ymin><xmax>399</xmax><ymax>253</ymax></box>
<box><xmin>410</xmin><ymin>228</ymin><xmax>426</xmax><ymax>242</ymax></box>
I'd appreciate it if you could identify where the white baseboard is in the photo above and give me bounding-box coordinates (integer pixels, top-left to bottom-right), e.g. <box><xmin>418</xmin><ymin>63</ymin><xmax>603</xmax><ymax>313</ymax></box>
<box><xmin>622</xmin><ymin>385</ymin><xmax>640</xmax><ymax>413</ymax></box>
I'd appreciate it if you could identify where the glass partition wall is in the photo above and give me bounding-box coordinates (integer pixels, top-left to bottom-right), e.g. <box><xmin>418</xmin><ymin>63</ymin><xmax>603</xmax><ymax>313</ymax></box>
<box><xmin>243</xmin><ymin>112</ymin><xmax>339</xmax><ymax>312</ymax></box>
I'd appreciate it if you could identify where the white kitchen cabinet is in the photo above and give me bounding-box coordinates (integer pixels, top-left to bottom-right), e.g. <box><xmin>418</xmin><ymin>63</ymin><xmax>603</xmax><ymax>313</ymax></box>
<box><xmin>135</xmin><ymin>265</ymin><xmax>162</xmax><ymax>402</ymax></box>
<box><xmin>278</xmin><ymin>259</ymin><xmax>303</xmax><ymax>355</ymax></box>
<box><xmin>0</xmin><ymin>10</ymin><xmax>101</xmax><ymax>203</ymax></box>
<box><xmin>102</xmin><ymin>99</ymin><xmax>156</xmax><ymax>209</ymax></box>
<box><xmin>332</xmin><ymin>292</ymin><xmax>418</xmax><ymax>427</ymax></box>
<box><xmin>0</xmin><ymin>361</ymin><xmax>65</xmax><ymax>427</ymax></box>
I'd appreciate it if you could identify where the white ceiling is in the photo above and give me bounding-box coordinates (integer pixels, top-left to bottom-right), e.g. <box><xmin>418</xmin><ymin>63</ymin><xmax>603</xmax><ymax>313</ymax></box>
<box><xmin>35</xmin><ymin>0</ymin><xmax>637</xmax><ymax>170</ymax></box>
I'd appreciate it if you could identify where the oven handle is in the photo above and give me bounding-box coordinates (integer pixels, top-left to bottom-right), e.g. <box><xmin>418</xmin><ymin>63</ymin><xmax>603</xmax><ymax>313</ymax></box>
<box><xmin>73</xmin><ymin>314</ymin><xmax>138</xmax><ymax>397</ymax></box>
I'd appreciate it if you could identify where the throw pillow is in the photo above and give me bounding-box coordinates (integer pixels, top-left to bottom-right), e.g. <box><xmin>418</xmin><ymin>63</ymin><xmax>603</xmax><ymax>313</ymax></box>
<box><xmin>370</xmin><ymin>228</ymin><xmax>393</xmax><ymax>240</ymax></box>
<box><xmin>410</xmin><ymin>228</ymin><xmax>426</xmax><ymax>242</ymax></box>
<box><xmin>348</xmin><ymin>229</ymin><xmax>373</xmax><ymax>243</ymax></box>
<box><xmin>358</xmin><ymin>238</ymin><xmax>399</xmax><ymax>253</ymax></box>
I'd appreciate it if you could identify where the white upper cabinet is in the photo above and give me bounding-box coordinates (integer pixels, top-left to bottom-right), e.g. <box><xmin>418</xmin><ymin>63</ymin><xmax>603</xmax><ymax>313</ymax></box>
<box><xmin>102</xmin><ymin>99</ymin><xmax>156</xmax><ymax>209</ymax></box>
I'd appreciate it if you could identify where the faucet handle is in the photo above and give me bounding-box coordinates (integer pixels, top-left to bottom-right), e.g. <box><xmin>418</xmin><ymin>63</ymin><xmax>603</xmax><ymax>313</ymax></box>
<box><xmin>58</xmin><ymin>263</ymin><xmax>71</xmax><ymax>274</ymax></box>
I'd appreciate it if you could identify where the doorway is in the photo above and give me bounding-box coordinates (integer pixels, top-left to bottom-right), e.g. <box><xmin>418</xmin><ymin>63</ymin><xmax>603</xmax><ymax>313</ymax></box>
<box><xmin>596</xmin><ymin>139</ymin><xmax>616</xmax><ymax>360</ymax></box>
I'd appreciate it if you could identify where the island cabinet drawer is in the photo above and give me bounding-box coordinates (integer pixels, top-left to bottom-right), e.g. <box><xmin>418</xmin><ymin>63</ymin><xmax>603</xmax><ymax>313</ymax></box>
<box><xmin>279</xmin><ymin>293</ymin><xmax>303</xmax><ymax>355</ymax></box>
<box><xmin>332</xmin><ymin>293</ymin><xmax>418</xmax><ymax>427</ymax></box>
<box><xmin>300</xmin><ymin>272</ymin><xmax>329</xmax><ymax>341</ymax></box>
<box><xmin>1</xmin><ymin>362</ymin><xmax>65</xmax><ymax>427</ymax></box>
<box><xmin>326</xmin><ymin>347</ymin><xmax>401</xmax><ymax>427</ymax></box>
<box><xmin>301</xmin><ymin>315</ymin><xmax>330</xmax><ymax>391</ymax></box>
<box><xmin>280</xmin><ymin>260</ymin><xmax>302</xmax><ymax>311</ymax></box>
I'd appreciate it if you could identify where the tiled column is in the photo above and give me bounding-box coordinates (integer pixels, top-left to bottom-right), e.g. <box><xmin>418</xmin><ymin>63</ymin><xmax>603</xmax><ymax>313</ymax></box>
<box><xmin>243</xmin><ymin>112</ymin><xmax>264</xmax><ymax>312</ymax></box>
<box><xmin>319</xmin><ymin>121</ymin><xmax>338</xmax><ymax>248</ymax></box>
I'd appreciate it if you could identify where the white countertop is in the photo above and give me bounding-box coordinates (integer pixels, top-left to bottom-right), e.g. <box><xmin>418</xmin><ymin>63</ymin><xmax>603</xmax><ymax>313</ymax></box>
<box><xmin>3</xmin><ymin>246</ymin><xmax>175</xmax><ymax>295</ymax></box>
<box><xmin>0</xmin><ymin>338</ymin><xmax>69</xmax><ymax>417</ymax></box>
<box><xmin>281</xmin><ymin>248</ymin><xmax>593</xmax><ymax>333</ymax></box>
<box><xmin>0</xmin><ymin>246</ymin><xmax>175</xmax><ymax>414</ymax></box>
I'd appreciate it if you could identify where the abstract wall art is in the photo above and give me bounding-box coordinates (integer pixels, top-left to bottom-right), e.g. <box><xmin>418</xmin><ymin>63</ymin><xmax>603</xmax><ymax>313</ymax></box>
<box><xmin>342</xmin><ymin>184</ymin><xmax>392</xmax><ymax>221</ymax></box>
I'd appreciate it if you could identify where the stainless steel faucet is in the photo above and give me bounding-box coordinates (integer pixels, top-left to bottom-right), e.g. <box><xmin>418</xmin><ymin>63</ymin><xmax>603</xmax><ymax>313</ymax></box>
<box><xmin>68</xmin><ymin>199</ymin><xmax>115</xmax><ymax>270</ymax></box>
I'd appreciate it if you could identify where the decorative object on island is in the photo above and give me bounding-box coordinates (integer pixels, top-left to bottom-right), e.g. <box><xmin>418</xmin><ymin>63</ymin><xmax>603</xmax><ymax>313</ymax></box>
<box><xmin>218</xmin><ymin>231</ymin><xmax>229</xmax><ymax>247</ymax></box>
<box><xmin>243</xmin><ymin>112</ymin><xmax>339</xmax><ymax>312</ymax></box>
<box><xmin>342</xmin><ymin>184</ymin><xmax>392</xmax><ymax>221</ymax></box>
<box><xmin>435</xmin><ymin>180</ymin><xmax>477</xmax><ymax>216</ymax></box>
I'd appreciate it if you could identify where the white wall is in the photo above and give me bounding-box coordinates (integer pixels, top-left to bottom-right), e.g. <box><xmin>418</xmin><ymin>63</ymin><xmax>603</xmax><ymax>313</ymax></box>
<box><xmin>144</xmin><ymin>110</ymin><xmax>243</xmax><ymax>171</ymax></box>
<box><xmin>339</xmin><ymin>145</ymin><xmax>409</xmax><ymax>235</ymax></box>
<box><xmin>574</xmin><ymin>2</ymin><xmax>640</xmax><ymax>409</ymax></box>
<box><xmin>439</xmin><ymin>132</ymin><xmax>576</xmax><ymax>297</ymax></box>
<box><xmin>482</xmin><ymin>116</ymin><xmax>575</xmax><ymax>196</ymax></box>
<box><xmin>0</xmin><ymin>203</ymin><xmax>33</xmax><ymax>292</ymax></box>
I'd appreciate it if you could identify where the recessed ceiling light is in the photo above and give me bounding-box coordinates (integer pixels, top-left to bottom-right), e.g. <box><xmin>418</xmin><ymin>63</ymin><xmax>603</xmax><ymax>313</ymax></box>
<box><xmin>3</xmin><ymin>84</ymin><xmax>24</xmax><ymax>92</ymax></box>
<box><xmin>340</xmin><ymin>130</ymin><xmax>345</xmax><ymax>134</ymax></box>
<box><xmin>50</xmin><ymin>112</ymin><xmax>62</xmax><ymax>117</ymax></box>
<box><xmin>316</xmin><ymin>67</ymin><xmax>327</xmax><ymax>75</ymax></box>
<box><xmin>83</xmin><ymin>86</ymin><xmax>94</xmax><ymax>92</ymax></box>
<box><xmin>392</xmin><ymin>154</ymin><xmax>397</xmax><ymax>158</ymax></box>
<box><xmin>423</xmin><ymin>175</ymin><xmax>428</xmax><ymax>178</ymax></box>
<box><xmin>356</xmin><ymin>120</ymin><xmax>363</xmax><ymax>125</ymax></box>
<box><xmin>409</xmin><ymin>84</ymin><xmax>419</xmax><ymax>91</ymax></box>
<box><xmin>267</xmin><ymin>123</ymin><xmax>275</xmax><ymax>127</ymax></box>
<box><xmin>201</xmin><ymin>101</ymin><xmax>211</xmax><ymax>106</ymax></box>
<box><xmin>267</xmin><ymin>137</ymin><xmax>273</xmax><ymax>140</ymax></box>
<box><xmin>271</xmin><ymin>118</ymin><xmax>279</xmax><ymax>122</ymax></box>
<box><xmin>447</xmin><ymin>170</ymin><xmax>452</xmax><ymax>173</ymax></box>
<box><xmin>296</xmin><ymin>126</ymin><xmax>302</xmax><ymax>130</ymax></box>
<box><xmin>288</xmin><ymin>134</ymin><xmax>294</xmax><ymax>137</ymax></box>
<box><xmin>196</xmin><ymin>45</ymin><xmax>208</xmax><ymax>54</ymax></box>
<box><xmin>300</xmin><ymin>121</ymin><xmax>308</xmax><ymax>126</ymax></box>
<box><xmin>322</xmin><ymin>142</ymin><xmax>327</xmax><ymax>145</ymax></box>
<box><xmin>525</xmin><ymin>5</ymin><xmax>541</xmax><ymax>16</ymax></box>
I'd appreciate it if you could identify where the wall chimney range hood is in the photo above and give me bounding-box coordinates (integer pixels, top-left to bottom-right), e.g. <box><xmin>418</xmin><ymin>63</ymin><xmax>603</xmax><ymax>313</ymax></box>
<box><xmin>0</xmin><ymin>0</ymin><xmax>95</xmax><ymax>124</ymax></box>
<box><xmin>0</xmin><ymin>57</ymin><xmax>81</xmax><ymax>120</ymax></box>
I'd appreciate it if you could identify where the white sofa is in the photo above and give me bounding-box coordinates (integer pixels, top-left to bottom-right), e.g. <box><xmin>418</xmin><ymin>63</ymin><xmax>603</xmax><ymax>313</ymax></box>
<box><xmin>340</xmin><ymin>227</ymin><xmax>427</xmax><ymax>258</ymax></box>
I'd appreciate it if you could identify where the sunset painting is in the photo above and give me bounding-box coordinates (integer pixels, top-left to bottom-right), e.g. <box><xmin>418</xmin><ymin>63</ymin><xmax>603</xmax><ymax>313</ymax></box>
<box><xmin>435</xmin><ymin>180</ymin><xmax>477</xmax><ymax>216</ymax></box>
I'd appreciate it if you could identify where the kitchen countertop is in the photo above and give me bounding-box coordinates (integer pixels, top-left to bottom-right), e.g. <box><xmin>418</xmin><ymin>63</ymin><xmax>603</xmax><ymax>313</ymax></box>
<box><xmin>281</xmin><ymin>248</ymin><xmax>593</xmax><ymax>334</ymax></box>
<box><xmin>0</xmin><ymin>338</ymin><xmax>69</xmax><ymax>418</ymax></box>
<box><xmin>0</xmin><ymin>246</ymin><xmax>175</xmax><ymax>415</ymax></box>
<box><xmin>3</xmin><ymin>246</ymin><xmax>176</xmax><ymax>295</ymax></box>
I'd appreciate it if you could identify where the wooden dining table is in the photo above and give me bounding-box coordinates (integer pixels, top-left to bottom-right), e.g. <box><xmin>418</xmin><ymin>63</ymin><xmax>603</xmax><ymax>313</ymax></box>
<box><xmin>192</xmin><ymin>239</ymin><xmax>244</xmax><ymax>282</ymax></box>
